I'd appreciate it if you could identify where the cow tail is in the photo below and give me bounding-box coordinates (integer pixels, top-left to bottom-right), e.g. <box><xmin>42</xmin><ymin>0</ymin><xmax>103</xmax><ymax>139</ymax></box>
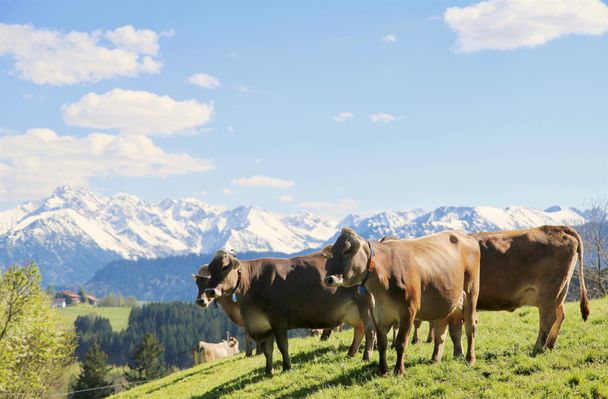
<box><xmin>565</xmin><ymin>227</ymin><xmax>589</xmax><ymax>321</ymax></box>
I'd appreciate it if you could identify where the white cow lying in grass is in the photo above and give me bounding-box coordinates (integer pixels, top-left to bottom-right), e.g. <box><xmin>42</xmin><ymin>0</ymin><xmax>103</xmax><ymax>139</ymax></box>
<box><xmin>193</xmin><ymin>337</ymin><xmax>240</xmax><ymax>364</ymax></box>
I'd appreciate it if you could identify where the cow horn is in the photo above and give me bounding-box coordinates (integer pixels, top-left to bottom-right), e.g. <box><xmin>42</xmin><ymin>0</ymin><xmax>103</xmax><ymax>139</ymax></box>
<box><xmin>321</xmin><ymin>244</ymin><xmax>333</xmax><ymax>259</ymax></box>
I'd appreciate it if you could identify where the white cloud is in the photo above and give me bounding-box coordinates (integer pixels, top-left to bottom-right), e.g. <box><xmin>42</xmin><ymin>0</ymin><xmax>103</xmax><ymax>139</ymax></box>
<box><xmin>382</xmin><ymin>34</ymin><xmax>397</xmax><ymax>43</ymax></box>
<box><xmin>160</xmin><ymin>29</ymin><xmax>176</xmax><ymax>38</ymax></box>
<box><xmin>370</xmin><ymin>113</ymin><xmax>398</xmax><ymax>123</ymax></box>
<box><xmin>0</xmin><ymin>128</ymin><xmax>213</xmax><ymax>201</ymax></box>
<box><xmin>233</xmin><ymin>82</ymin><xmax>250</xmax><ymax>92</ymax></box>
<box><xmin>231</xmin><ymin>175</ymin><xmax>294</xmax><ymax>189</ymax></box>
<box><xmin>444</xmin><ymin>0</ymin><xmax>608</xmax><ymax>53</ymax></box>
<box><xmin>62</xmin><ymin>89</ymin><xmax>214</xmax><ymax>136</ymax></box>
<box><xmin>278</xmin><ymin>195</ymin><xmax>295</xmax><ymax>203</ymax></box>
<box><xmin>299</xmin><ymin>199</ymin><xmax>357</xmax><ymax>213</ymax></box>
<box><xmin>222</xmin><ymin>188</ymin><xmax>235</xmax><ymax>195</ymax></box>
<box><xmin>187</xmin><ymin>73</ymin><xmax>221</xmax><ymax>89</ymax></box>
<box><xmin>333</xmin><ymin>112</ymin><xmax>354</xmax><ymax>122</ymax></box>
<box><xmin>0</xmin><ymin>23</ymin><xmax>164</xmax><ymax>85</ymax></box>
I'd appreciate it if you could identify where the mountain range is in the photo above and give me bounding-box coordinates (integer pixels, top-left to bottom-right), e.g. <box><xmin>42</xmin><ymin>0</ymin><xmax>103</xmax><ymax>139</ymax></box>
<box><xmin>0</xmin><ymin>186</ymin><xmax>587</xmax><ymax>285</ymax></box>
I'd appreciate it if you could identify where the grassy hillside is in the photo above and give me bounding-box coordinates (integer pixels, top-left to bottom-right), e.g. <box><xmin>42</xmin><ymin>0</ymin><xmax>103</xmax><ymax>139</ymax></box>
<box><xmin>112</xmin><ymin>298</ymin><xmax>608</xmax><ymax>399</ymax></box>
<box><xmin>55</xmin><ymin>304</ymin><xmax>131</xmax><ymax>331</ymax></box>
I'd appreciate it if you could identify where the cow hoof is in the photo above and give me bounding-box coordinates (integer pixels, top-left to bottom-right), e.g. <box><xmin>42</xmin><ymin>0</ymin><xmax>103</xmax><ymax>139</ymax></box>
<box><xmin>347</xmin><ymin>351</ymin><xmax>356</xmax><ymax>358</ymax></box>
<box><xmin>376</xmin><ymin>367</ymin><xmax>389</xmax><ymax>377</ymax></box>
<box><xmin>411</xmin><ymin>338</ymin><xmax>420</xmax><ymax>345</ymax></box>
<box><xmin>453</xmin><ymin>351</ymin><xmax>464</xmax><ymax>359</ymax></box>
<box><xmin>531</xmin><ymin>347</ymin><xmax>544</xmax><ymax>357</ymax></box>
<box><xmin>362</xmin><ymin>353</ymin><xmax>371</xmax><ymax>362</ymax></box>
<box><xmin>466</xmin><ymin>355</ymin><xmax>476</xmax><ymax>365</ymax></box>
<box><xmin>265</xmin><ymin>369</ymin><xmax>274</xmax><ymax>377</ymax></box>
<box><xmin>393</xmin><ymin>368</ymin><xmax>404</xmax><ymax>376</ymax></box>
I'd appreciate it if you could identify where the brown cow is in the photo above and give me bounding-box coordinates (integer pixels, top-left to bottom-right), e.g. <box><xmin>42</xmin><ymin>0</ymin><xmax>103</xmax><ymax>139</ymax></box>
<box><xmin>441</xmin><ymin>225</ymin><xmax>589</xmax><ymax>356</ymax></box>
<box><xmin>193</xmin><ymin>270</ymin><xmax>259</xmax><ymax>356</ymax></box>
<box><xmin>196</xmin><ymin>250</ymin><xmax>375</xmax><ymax>374</ymax></box>
<box><xmin>193</xmin><ymin>337</ymin><xmax>239</xmax><ymax>364</ymax></box>
<box><xmin>323</xmin><ymin>228</ymin><xmax>480</xmax><ymax>375</ymax></box>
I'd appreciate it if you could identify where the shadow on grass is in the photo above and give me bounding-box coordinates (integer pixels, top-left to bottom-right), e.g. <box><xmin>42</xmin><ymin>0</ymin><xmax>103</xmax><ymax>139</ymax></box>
<box><xmin>190</xmin><ymin>369</ymin><xmax>269</xmax><ymax>399</ymax></box>
<box><xmin>141</xmin><ymin>355</ymin><xmax>251</xmax><ymax>395</ymax></box>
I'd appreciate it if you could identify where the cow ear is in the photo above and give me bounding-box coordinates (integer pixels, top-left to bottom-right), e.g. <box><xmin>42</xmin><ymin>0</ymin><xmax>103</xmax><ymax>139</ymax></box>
<box><xmin>321</xmin><ymin>245</ymin><xmax>333</xmax><ymax>259</ymax></box>
<box><xmin>229</xmin><ymin>338</ymin><xmax>238</xmax><ymax>346</ymax></box>
<box><xmin>231</xmin><ymin>257</ymin><xmax>240</xmax><ymax>270</ymax></box>
<box><xmin>198</xmin><ymin>264</ymin><xmax>211</xmax><ymax>278</ymax></box>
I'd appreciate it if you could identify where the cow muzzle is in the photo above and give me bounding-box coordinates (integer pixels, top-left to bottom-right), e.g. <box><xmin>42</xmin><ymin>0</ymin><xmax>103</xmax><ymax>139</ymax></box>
<box><xmin>324</xmin><ymin>274</ymin><xmax>344</xmax><ymax>287</ymax></box>
<box><xmin>195</xmin><ymin>294</ymin><xmax>213</xmax><ymax>308</ymax></box>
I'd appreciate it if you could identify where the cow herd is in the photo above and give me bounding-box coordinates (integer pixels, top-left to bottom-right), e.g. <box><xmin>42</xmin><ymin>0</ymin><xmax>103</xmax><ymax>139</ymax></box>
<box><xmin>192</xmin><ymin>225</ymin><xmax>589</xmax><ymax>376</ymax></box>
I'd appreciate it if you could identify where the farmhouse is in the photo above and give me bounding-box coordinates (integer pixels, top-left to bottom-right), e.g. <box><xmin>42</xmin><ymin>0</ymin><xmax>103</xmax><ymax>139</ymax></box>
<box><xmin>57</xmin><ymin>290</ymin><xmax>81</xmax><ymax>305</ymax></box>
<box><xmin>85</xmin><ymin>294</ymin><xmax>98</xmax><ymax>306</ymax></box>
<box><xmin>51</xmin><ymin>298</ymin><xmax>66</xmax><ymax>308</ymax></box>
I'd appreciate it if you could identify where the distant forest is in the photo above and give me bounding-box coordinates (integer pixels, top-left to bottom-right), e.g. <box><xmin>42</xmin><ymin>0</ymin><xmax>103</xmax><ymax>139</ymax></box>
<box><xmin>75</xmin><ymin>301</ymin><xmax>244</xmax><ymax>369</ymax></box>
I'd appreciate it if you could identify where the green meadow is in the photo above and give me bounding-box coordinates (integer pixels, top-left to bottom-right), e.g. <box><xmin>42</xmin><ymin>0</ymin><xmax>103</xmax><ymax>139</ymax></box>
<box><xmin>111</xmin><ymin>297</ymin><xmax>608</xmax><ymax>399</ymax></box>
<box><xmin>55</xmin><ymin>304</ymin><xmax>131</xmax><ymax>331</ymax></box>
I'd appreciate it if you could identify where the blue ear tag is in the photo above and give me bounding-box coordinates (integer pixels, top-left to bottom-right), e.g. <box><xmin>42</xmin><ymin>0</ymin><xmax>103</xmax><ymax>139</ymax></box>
<box><xmin>357</xmin><ymin>285</ymin><xmax>366</xmax><ymax>295</ymax></box>
<box><xmin>232</xmin><ymin>293</ymin><xmax>238</xmax><ymax>302</ymax></box>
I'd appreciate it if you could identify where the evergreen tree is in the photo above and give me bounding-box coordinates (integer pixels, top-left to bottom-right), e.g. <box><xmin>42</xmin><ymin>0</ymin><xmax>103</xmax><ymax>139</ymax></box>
<box><xmin>72</xmin><ymin>342</ymin><xmax>113</xmax><ymax>398</ymax></box>
<box><xmin>79</xmin><ymin>286</ymin><xmax>87</xmax><ymax>303</ymax></box>
<box><xmin>46</xmin><ymin>284</ymin><xmax>56</xmax><ymax>297</ymax></box>
<box><xmin>125</xmin><ymin>334</ymin><xmax>166</xmax><ymax>383</ymax></box>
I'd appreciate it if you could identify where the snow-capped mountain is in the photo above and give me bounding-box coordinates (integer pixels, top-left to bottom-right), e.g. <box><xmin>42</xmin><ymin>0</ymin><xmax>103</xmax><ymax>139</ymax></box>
<box><xmin>337</xmin><ymin>205</ymin><xmax>586</xmax><ymax>242</ymax></box>
<box><xmin>0</xmin><ymin>186</ymin><xmax>587</xmax><ymax>285</ymax></box>
<box><xmin>0</xmin><ymin>187</ymin><xmax>337</xmax><ymax>284</ymax></box>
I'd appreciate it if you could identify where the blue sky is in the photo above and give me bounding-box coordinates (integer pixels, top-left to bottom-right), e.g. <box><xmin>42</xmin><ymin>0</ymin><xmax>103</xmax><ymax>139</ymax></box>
<box><xmin>0</xmin><ymin>0</ymin><xmax>607</xmax><ymax>215</ymax></box>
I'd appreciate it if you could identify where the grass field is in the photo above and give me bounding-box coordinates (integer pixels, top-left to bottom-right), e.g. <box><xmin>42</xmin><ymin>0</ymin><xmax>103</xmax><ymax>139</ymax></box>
<box><xmin>55</xmin><ymin>304</ymin><xmax>131</xmax><ymax>331</ymax></box>
<box><xmin>112</xmin><ymin>298</ymin><xmax>608</xmax><ymax>399</ymax></box>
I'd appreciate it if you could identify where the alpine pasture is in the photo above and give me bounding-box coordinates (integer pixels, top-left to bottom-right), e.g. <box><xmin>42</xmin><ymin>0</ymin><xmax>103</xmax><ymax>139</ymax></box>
<box><xmin>112</xmin><ymin>298</ymin><xmax>608</xmax><ymax>399</ymax></box>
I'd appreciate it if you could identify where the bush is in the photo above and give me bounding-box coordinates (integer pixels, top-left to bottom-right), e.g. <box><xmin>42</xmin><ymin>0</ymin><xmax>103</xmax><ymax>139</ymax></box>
<box><xmin>0</xmin><ymin>263</ymin><xmax>76</xmax><ymax>397</ymax></box>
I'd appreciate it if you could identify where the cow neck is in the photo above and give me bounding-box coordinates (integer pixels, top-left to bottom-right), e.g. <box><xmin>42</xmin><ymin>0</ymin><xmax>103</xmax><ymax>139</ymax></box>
<box><xmin>359</xmin><ymin>240</ymin><xmax>376</xmax><ymax>289</ymax></box>
<box><xmin>227</xmin><ymin>267</ymin><xmax>242</xmax><ymax>299</ymax></box>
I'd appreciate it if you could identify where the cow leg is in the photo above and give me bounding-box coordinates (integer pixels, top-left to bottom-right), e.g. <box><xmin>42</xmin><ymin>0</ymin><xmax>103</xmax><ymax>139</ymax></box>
<box><xmin>262</xmin><ymin>334</ymin><xmax>275</xmax><ymax>375</ymax></box>
<box><xmin>394</xmin><ymin>311</ymin><xmax>415</xmax><ymax>375</ymax></box>
<box><xmin>362</xmin><ymin>317</ymin><xmax>375</xmax><ymax>362</ymax></box>
<box><xmin>411</xmin><ymin>320</ymin><xmax>421</xmax><ymax>344</ymax></box>
<box><xmin>426</xmin><ymin>321</ymin><xmax>435</xmax><ymax>343</ymax></box>
<box><xmin>245</xmin><ymin>331</ymin><xmax>253</xmax><ymax>357</ymax></box>
<box><xmin>464</xmin><ymin>289</ymin><xmax>478</xmax><ymax>365</ymax></box>
<box><xmin>255</xmin><ymin>340</ymin><xmax>262</xmax><ymax>356</ymax></box>
<box><xmin>431</xmin><ymin>318</ymin><xmax>449</xmax><ymax>363</ymax></box>
<box><xmin>320</xmin><ymin>328</ymin><xmax>332</xmax><ymax>341</ymax></box>
<box><xmin>545</xmin><ymin>283</ymin><xmax>569</xmax><ymax>350</ymax></box>
<box><xmin>347</xmin><ymin>323</ymin><xmax>364</xmax><ymax>357</ymax></box>
<box><xmin>533</xmin><ymin>305</ymin><xmax>559</xmax><ymax>355</ymax></box>
<box><xmin>546</xmin><ymin>303</ymin><xmax>566</xmax><ymax>350</ymax></box>
<box><xmin>376</xmin><ymin>323</ymin><xmax>391</xmax><ymax>376</ymax></box>
<box><xmin>449</xmin><ymin>317</ymin><xmax>464</xmax><ymax>358</ymax></box>
<box><xmin>272</xmin><ymin>325</ymin><xmax>291</xmax><ymax>372</ymax></box>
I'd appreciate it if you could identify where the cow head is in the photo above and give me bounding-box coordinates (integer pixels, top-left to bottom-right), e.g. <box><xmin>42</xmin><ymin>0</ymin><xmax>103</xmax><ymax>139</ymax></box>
<box><xmin>195</xmin><ymin>249</ymin><xmax>240</xmax><ymax>307</ymax></box>
<box><xmin>322</xmin><ymin>228</ymin><xmax>369</xmax><ymax>288</ymax></box>
<box><xmin>227</xmin><ymin>337</ymin><xmax>239</xmax><ymax>353</ymax></box>
<box><xmin>193</xmin><ymin>264</ymin><xmax>212</xmax><ymax>307</ymax></box>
